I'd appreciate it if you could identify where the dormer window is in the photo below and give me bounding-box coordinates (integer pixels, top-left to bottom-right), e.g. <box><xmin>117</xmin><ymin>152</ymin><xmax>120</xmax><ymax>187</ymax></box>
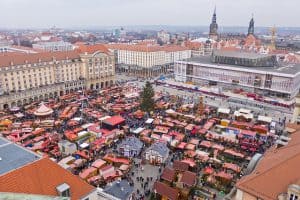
<box><xmin>290</xmin><ymin>194</ymin><xmax>299</xmax><ymax>200</ymax></box>
<box><xmin>56</xmin><ymin>183</ymin><xmax>70</xmax><ymax>197</ymax></box>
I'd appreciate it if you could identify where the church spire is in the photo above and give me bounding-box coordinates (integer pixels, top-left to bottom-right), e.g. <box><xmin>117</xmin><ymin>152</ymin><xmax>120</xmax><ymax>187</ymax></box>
<box><xmin>209</xmin><ymin>6</ymin><xmax>218</xmax><ymax>40</ymax></box>
<box><xmin>248</xmin><ymin>14</ymin><xmax>255</xmax><ymax>36</ymax></box>
<box><xmin>212</xmin><ymin>6</ymin><xmax>217</xmax><ymax>23</ymax></box>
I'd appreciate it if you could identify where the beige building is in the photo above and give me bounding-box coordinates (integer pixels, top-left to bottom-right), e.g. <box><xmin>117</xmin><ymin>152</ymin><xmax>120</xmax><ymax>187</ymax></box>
<box><xmin>78</xmin><ymin>44</ymin><xmax>115</xmax><ymax>90</ymax></box>
<box><xmin>106</xmin><ymin>43</ymin><xmax>191</xmax><ymax>77</ymax></box>
<box><xmin>0</xmin><ymin>44</ymin><xmax>115</xmax><ymax>109</ymax></box>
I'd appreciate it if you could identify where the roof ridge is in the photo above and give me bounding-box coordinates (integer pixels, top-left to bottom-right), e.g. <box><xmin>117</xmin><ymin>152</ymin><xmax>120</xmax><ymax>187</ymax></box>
<box><xmin>238</xmin><ymin>144</ymin><xmax>300</xmax><ymax>187</ymax></box>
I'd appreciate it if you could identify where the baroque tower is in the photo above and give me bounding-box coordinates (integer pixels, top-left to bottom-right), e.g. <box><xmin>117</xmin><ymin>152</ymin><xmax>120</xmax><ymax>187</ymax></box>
<box><xmin>248</xmin><ymin>14</ymin><xmax>255</xmax><ymax>36</ymax></box>
<box><xmin>209</xmin><ymin>6</ymin><xmax>218</xmax><ymax>41</ymax></box>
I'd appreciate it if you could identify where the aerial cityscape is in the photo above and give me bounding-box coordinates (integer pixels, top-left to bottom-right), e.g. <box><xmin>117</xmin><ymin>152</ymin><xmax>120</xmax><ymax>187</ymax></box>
<box><xmin>0</xmin><ymin>0</ymin><xmax>300</xmax><ymax>200</ymax></box>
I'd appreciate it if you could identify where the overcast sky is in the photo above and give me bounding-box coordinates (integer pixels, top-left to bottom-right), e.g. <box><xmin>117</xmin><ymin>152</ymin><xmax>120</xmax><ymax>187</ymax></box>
<box><xmin>0</xmin><ymin>0</ymin><xmax>299</xmax><ymax>28</ymax></box>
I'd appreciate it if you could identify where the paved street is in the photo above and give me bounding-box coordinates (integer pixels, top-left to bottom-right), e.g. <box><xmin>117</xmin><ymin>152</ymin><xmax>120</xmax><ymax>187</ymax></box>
<box><xmin>130</xmin><ymin>158</ymin><xmax>161</xmax><ymax>199</ymax></box>
<box><xmin>116</xmin><ymin>74</ymin><xmax>291</xmax><ymax>126</ymax></box>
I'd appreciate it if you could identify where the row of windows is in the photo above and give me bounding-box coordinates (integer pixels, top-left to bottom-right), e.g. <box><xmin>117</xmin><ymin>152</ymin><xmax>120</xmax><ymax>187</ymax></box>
<box><xmin>3</xmin><ymin>64</ymin><xmax>78</xmax><ymax>76</ymax></box>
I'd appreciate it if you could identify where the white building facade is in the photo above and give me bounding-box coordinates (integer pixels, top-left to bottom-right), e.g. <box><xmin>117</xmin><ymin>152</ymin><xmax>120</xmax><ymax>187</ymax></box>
<box><xmin>33</xmin><ymin>41</ymin><xmax>74</xmax><ymax>52</ymax></box>
<box><xmin>106</xmin><ymin>44</ymin><xmax>191</xmax><ymax>77</ymax></box>
<box><xmin>175</xmin><ymin>57</ymin><xmax>300</xmax><ymax>100</ymax></box>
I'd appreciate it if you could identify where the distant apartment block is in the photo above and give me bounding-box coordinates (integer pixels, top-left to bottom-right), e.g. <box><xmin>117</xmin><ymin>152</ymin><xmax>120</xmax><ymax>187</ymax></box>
<box><xmin>33</xmin><ymin>41</ymin><xmax>74</xmax><ymax>52</ymax></box>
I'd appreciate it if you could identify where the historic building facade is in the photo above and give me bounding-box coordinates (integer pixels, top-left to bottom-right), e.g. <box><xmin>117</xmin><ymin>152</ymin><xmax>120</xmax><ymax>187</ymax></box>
<box><xmin>0</xmin><ymin>44</ymin><xmax>115</xmax><ymax>109</ymax></box>
<box><xmin>78</xmin><ymin>44</ymin><xmax>115</xmax><ymax>90</ymax></box>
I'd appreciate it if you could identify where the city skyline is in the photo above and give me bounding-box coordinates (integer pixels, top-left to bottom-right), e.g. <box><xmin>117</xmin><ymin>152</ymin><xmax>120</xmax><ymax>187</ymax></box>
<box><xmin>0</xmin><ymin>0</ymin><xmax>300</xmax><ymax>28</ymax></box>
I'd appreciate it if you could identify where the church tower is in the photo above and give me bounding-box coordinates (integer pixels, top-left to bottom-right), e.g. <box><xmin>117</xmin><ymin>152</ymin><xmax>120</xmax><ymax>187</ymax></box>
<box><xmin>248</xmin><ymin>14</ymin><xmax>255</xmax><ymax>36</ymax></box>
<box><xmin>209</xmin><ymin>6</ymin><xmax>218</xmax><ymax>41</ymax></box>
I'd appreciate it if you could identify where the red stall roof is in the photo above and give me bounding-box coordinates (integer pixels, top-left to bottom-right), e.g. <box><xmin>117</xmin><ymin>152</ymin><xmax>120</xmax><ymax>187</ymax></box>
<box><xmin>103</xmin><ymin>115</ymin><xmax>125</xmax><ymax>126</ymax></box>
<box><xmin>215</xmin><ymin>171</ymin><xmax>233</xmax><ymax>180</ymax></box>
<box><xmin>223</xmin><ymin>163</ymin><xmax>241</xmax><ymax>173</ymax></box>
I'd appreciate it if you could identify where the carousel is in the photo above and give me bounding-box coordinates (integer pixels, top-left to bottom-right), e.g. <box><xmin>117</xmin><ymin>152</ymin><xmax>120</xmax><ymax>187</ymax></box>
<box><xmin>34</xmin><ymin>103</ymin><xmax>54</xmax><ymax>117</ymax></box>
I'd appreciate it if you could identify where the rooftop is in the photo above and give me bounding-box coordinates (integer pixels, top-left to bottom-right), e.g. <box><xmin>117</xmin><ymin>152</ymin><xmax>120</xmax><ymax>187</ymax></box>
<box><xmin>103</xmin><ymin>115</ymin><xmax>125</xmax><ymax>127</ymax></box>
<box><xmin>179</xmin><ymin>53</ymin><xmax>300</xmax><ymax>76</ymax></box>
<box><xmin>236</xmin><ymin>130</ymin><xmax>300</xmax><ymax>200</ymax></box>
<box><xmin>161</xmin><ymin>167</ymin><xmax>176</xmax><ymax>182</ymax></box>
<box><xmin>153</xmin><ymin>181</ymin><xmax>179</xmax><ymax>200</ymax></box>
<box><xmin>119</xmin><ymin>137</ymin><xmax>143</xmax><ymax>151</ymax></box>
<box><xmin>0</xmin><ymin>137</ymin><xmax>41</xmax><ymax>175</ymax></box>
<box><xmin>76</xmin><ymin>43</ymin><xmax>110</xmax><ymax>55</ymax></box>
<box><xmin>147</xmin><ymin>142</ymin><xmax>169</xmax><ymax>157</ymax></box>
<box><xmin>213</xmin><ymin>50</ymin><xmax>273</xmax><ymax>60</ymax></box>
<box><xmin>173</xmin><ymin>160</ymin><xmax>189</xmax><ymax>172</ymax></box>
<box><xmin>0</xmin><ymin>51</ymin><xmax>80</xmax><ymax>68</ymax></box>
<box><xmin>180</xmin><ymin>171</ymin><xmax>197</xmax><ymax>187</ymax></box>
<box><xmin>105</xmin><ymin>43</ymin><xmax>189</xmax><ymax>52</ymax></box>
<box><xmin>0</xmin><ymin>157</ymin><xmax>94</xmax><ymax>200</ymax></box>
<box><xmin>102</xmin><ymin>179</ymin><xmax>134</xmax><ymax>200</ymax></box>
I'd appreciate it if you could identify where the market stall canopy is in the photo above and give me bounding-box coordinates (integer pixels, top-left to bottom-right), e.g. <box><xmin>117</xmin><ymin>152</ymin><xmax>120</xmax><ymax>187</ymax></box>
<box><xmin>14</xmin><ymin>113</ymin><xmax>24</xmax><ymax>118</ymax></box>
<box><xmin>217</xmin><ymin>108</ymin><xmax>230</xmax><ymax>114</ymax></box>
<box><xmin>258</xmin><ymin>115</ymin><xmax>272</xmax><ymax>124</ymax></box>
<box><xmin>215</xmin><ymin>171</ymin><xmax>233</xmax><ymax>180</ymax></box>
<box><xmin>234</xmin><ymin>108</ymin><xmax>253</xmax><ymax>120</ymax></box>
<box><xmin>103</xmin><ymin>115</ymin><xmax>125</xmax><ymax>127</ymax></box>
<box><xmin>34</xmin><ymin>104</ymin><xmax>53</xmax><ymax>116</ymax></box>
<box><xmin>0</xmin><ymin>119</ymin><xmax>12</xmax><ymax>126</ymax></box>
<box><xmin>10</xmin><ymin>106</ymin><xmax>20</xmax><ymax>112</ymax></box>
<box><xmin>145</xmin><ymin>118</ymin><xmax>154</xmax><ymax>124</ymax></box>
<box><xmin>133</xmin><ymin>127</ymin><xmax>145</xmax><ymax>134</ymax></box>
<box><xmin>203</xmin><ymin>167</ymin><xmax>215</xmax><ymax>175</ymax></box>
<box><xmin>165</xmin><ymin>109</ymin><xmax>176</xmax><ymax>114</ymax></box>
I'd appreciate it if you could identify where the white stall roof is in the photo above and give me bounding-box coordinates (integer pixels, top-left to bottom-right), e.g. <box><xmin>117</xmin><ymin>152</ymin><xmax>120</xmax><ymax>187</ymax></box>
<box><xmin>234</xmin><ymin>111</ymin><xmax>253</xmax><ymax>119</ymax></box>
<box><xmin>238</xmin><ymin>108</ymin><xmax>252</xmax><ymax>114</ymax></box>
<box><xmin>166</xmin><ymin>109</ymin><xmax>176</xmax><ymax>114</ymax></box>
<box><xmin>81</xmin><ymin>123</ymin><xmax>94</xmax><ymax>129</ymax></box>
<box><xmin>258</xmin><ymin>115</ymin><xmax>272</xmax><ymax>123</ymax></box>
<box><xmin>99</xmin><ymin>116</ymin><xmax>111</xmax><ymax>121</ymax></box>
<box><xmin>133</xmin><ymin>127</ymin><xmax>145</xmax><ymax>134</ymax></box>
<box><xmin>72</xmin><ymin>117</ymin><xmax>82</xmax><ymax>121</ymax></box>
<box><xmin>145</xmin><ymin>118</ymin><xmax>154</xmax><ymax>124</ymax></box>
<box><xmin>217</xmin><ymin>108</ymin><xmax>230</xmax><ymax>114</ymax></box>
<box><xmin>78</xmin><ymin>131</ymin><xmax>88</xmax><ymax>137</ymax></box>
<box><xmin>80</xmin><ymin>143</ymin><xmax>89</xmax><ymax>149</ymax></box>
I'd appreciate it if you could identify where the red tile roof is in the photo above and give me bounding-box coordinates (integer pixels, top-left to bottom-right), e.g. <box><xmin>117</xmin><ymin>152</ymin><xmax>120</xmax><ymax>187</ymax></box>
<box><xmin>180</xmin><ymin>171</ymin><xmax>197</xmax><ymax>187</ymax></box>
<box><xmin>103</xmin><ymin>154</ymin><xmax>130</xmax><ymax>165</ymax></box>
<box><xmin>0</xmin><ymin>51</ymin><xmax>80</xmax><ymax>67</ymax></box>
<box><xmin>173</xmin><ymin>160</ymin><xmax>189</xmax><ymax>171</ymax></box>
<box><xmin>154</xmin><ymin>181</ymin><xmax>179</xmax><ymax>200</ymax></box>
<box><xmin>161</xmin><ymin>167</ymin><xmax>176</xmax><ymax>182</ymax></box>
<box><xmin>103</xmin><ymin>115</ymin><xmax>125</xmax><ymax>126</ymax></box>
<box><xmin>76</xmin><ymin>43</ymin><xmax>110</xmax><ymax>54</ymax></box>
<box><xmin>0</xmin><ymin>158</ymin><xmax>94</xmax><ymax>200</ymax></box>
<box><xmin>236</xmin><ymin>131</ymin><xmax>300</xmax><ymax>200</ymax></box>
